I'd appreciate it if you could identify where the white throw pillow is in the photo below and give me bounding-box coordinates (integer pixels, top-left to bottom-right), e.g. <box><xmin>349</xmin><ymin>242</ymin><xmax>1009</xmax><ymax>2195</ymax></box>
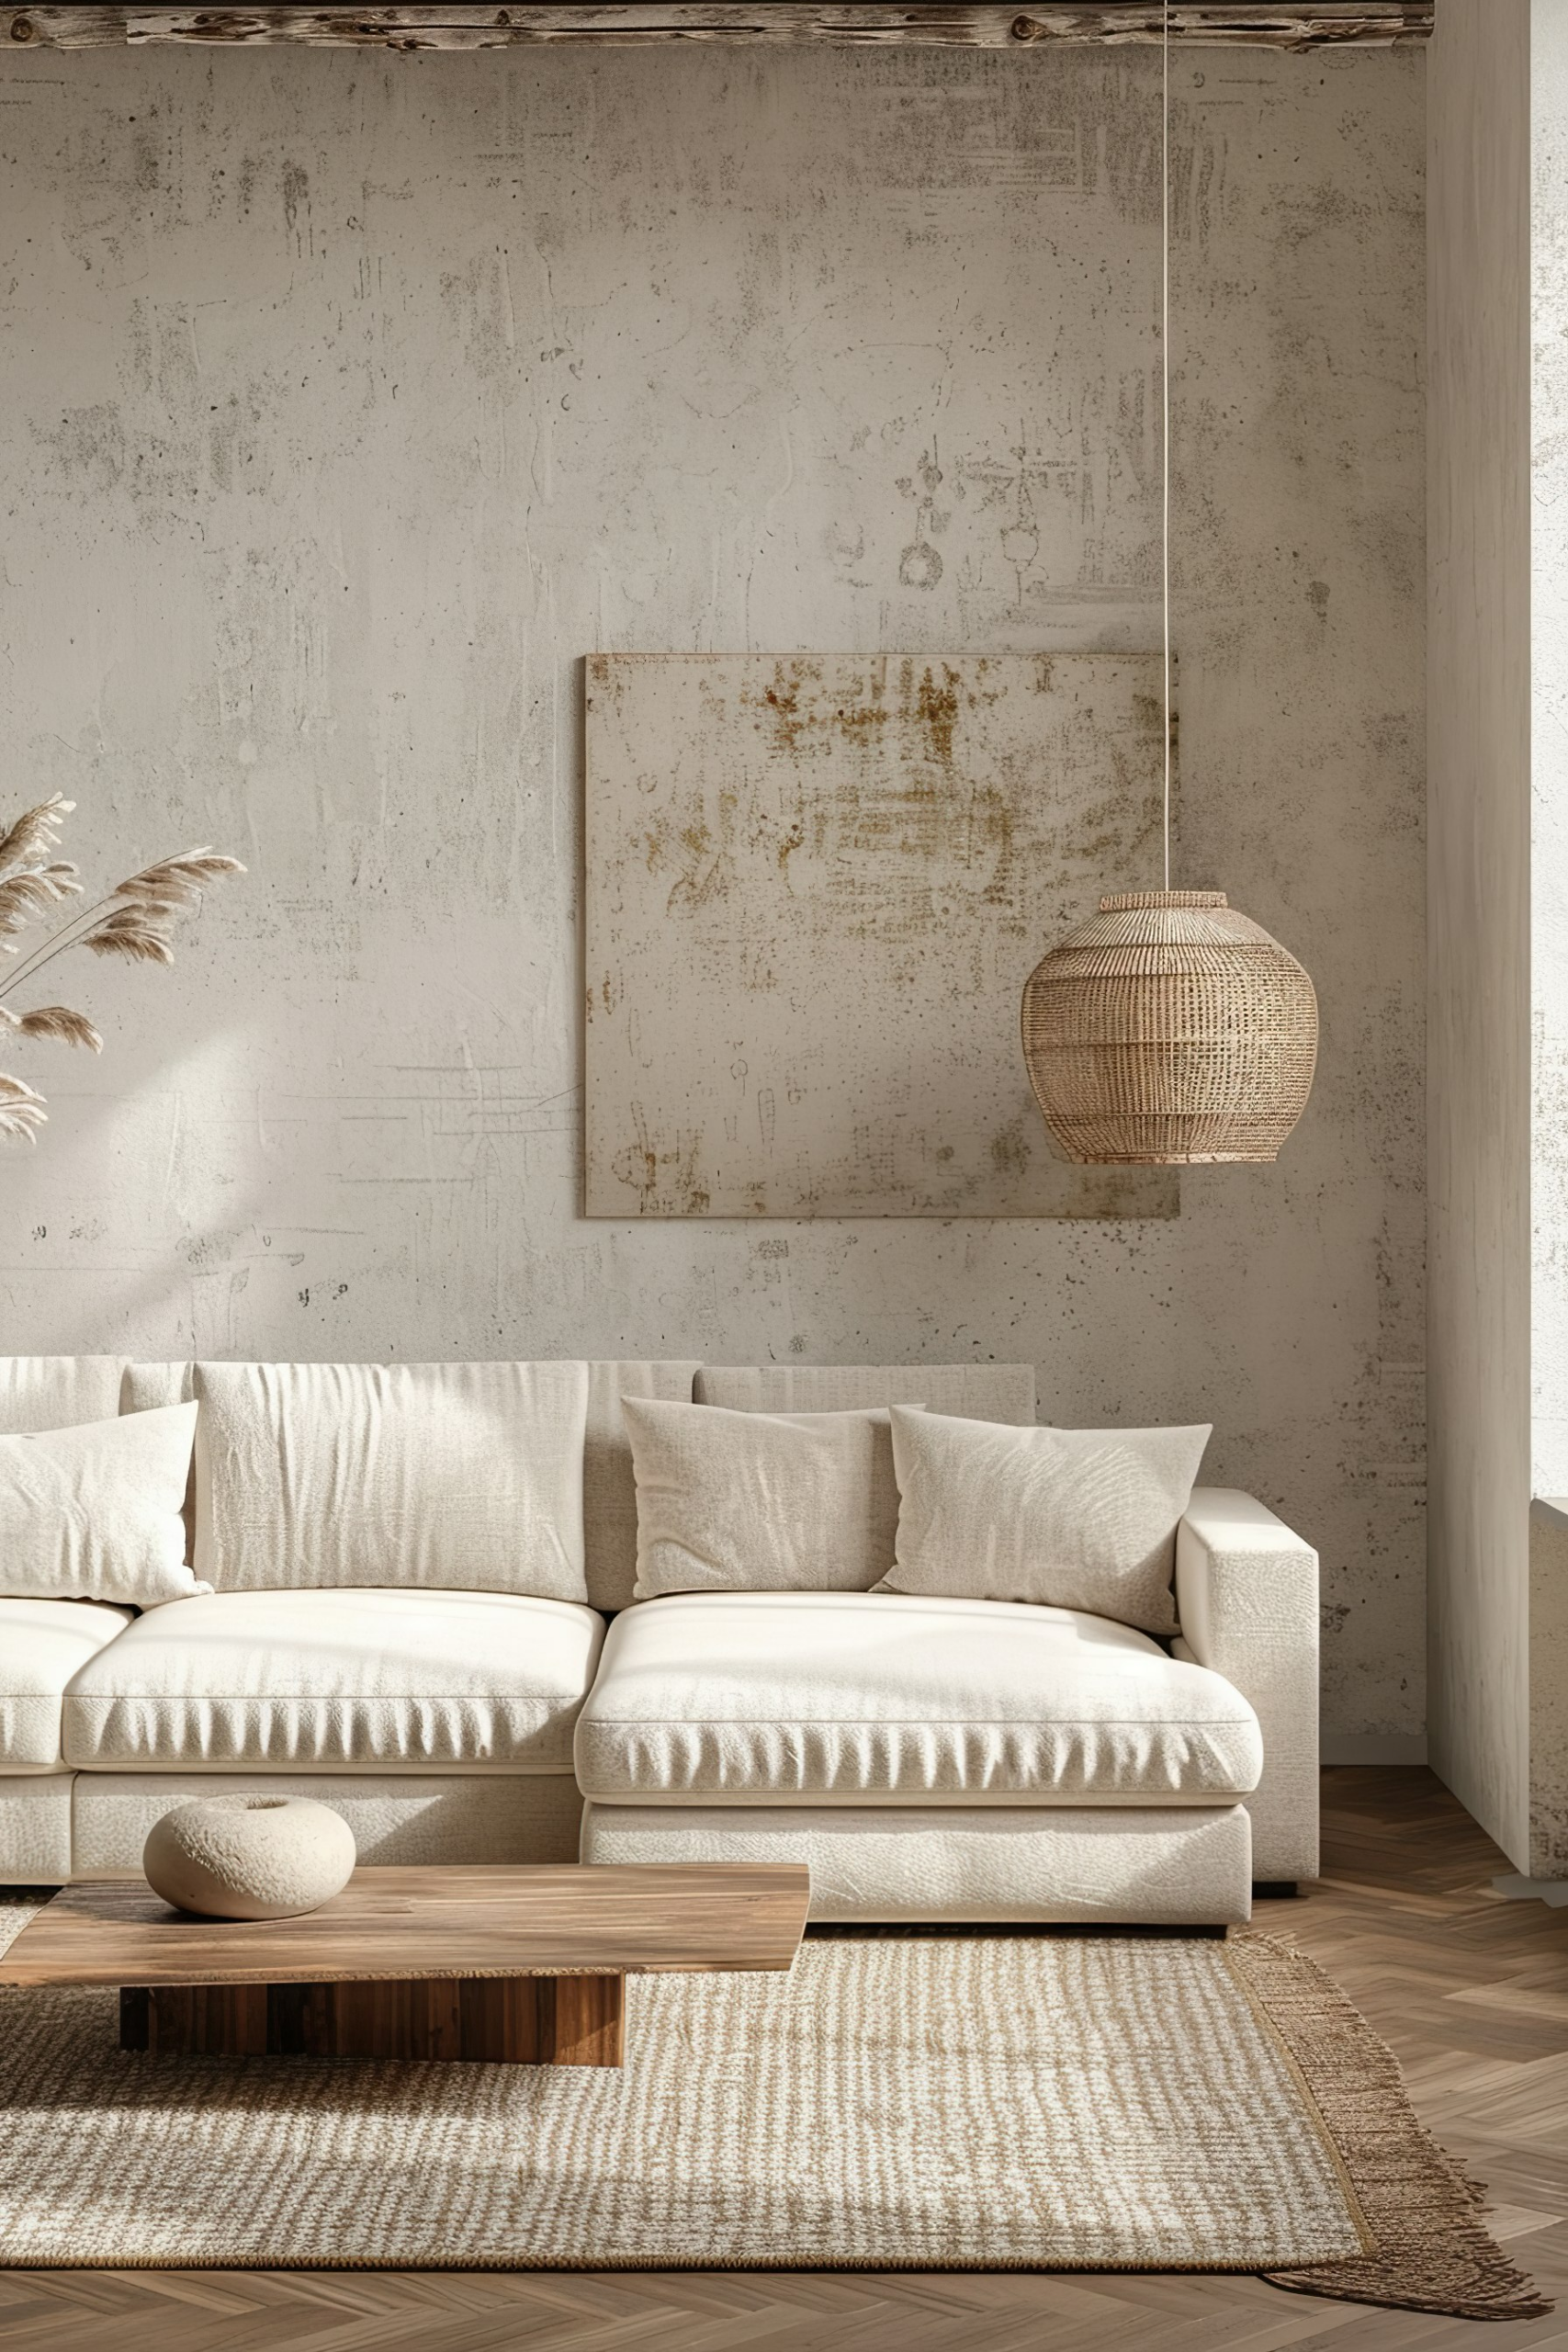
<box><xmin>624</xmin><ymin>1396</ymin><xmax>920</xmax><ymax>1597</ymax></box>
<box><xmin>874</xmin><ymin>1405</ymin><xmax>1211</xmax><ymax>1635</ymax></box>
<box><xmin>0</xmin><ymin>1402</ymin><xmax>204</xmax><ymax>1608</ymax></box>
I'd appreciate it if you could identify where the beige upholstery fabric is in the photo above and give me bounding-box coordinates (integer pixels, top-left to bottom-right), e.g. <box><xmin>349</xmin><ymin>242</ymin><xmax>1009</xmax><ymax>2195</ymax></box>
<box><xmin>0</xmin><ymin>1773</ymin><xmax>73</xmax><ymax>1879</ymax></box>
<box><xmin>191</xmin><ymin>1360</ymin><xmax>590</xmax><ymax>1598</ymax></box>
<box><xmin>580</xmin><ymin>1801</ymin><xmax>1253</xmax><ymax>1924</ymax></box>
<box><xmin>695</xmin><ymin>1362</ymin><xmax>1035</xmax><ymax>1423</ymax></box>
<box><xmin>71</xmin><ymin>1770</ymin><xmax>583</xmax><ymax>1876</ymax></box>
<box><xmin>0</xmin><ymin>1406</ymin><xmax>201</xmax><ymax>1609</ymax></box>
<box><xmin>62</xmin><ymin>1587</ymin><xmax>604</xmax><ymax>1773</ymax></box>
<box><xmin>0</xmin><ymin>1599</ymin><xmax>131</xmax><ymax>1770</ymax></box>
<box><xmin>120</xmin><ymin>1362</ymin><xmax>193</xmax><ymax>1414</ymax></box>
<box><xmin>1177</xmin><ymin>1487</ymin><xmax>1320</xmax><ymax>1883</ymax></box>
<box><xmin>626</xmin><ymin>1398</ymin><xmax>911</xmax><ymax>1597</ymax></box>
<box><xmin>574</xmin><ymin>1590</ymin><xmax>1260</xmax><ymax>1806</ymax></box>
<box><xmin>875</xmin><ymin>1408</ymin><xmax>1210</xmax><ymax>1636</ymax></box>
<box><xmin>120</xmin><ymin>1363</ymin><xmax>198</xmax><ymax>1572</ymax></box>
<box><xmin>584</xmin><ymin>1361</ymin><xmax>700</xmax><ymax>1611</ymax></box>
<box><xmin>132</xmin><ymin>1357</ymin><xmax>694</xmax><ymax>1612</ymax></box>
<box><xmin>0</xmin><ymin>1355</ymin><xmax>1317</xmax><ymax>1910</ymax></box>
<box><xmin>0</xmin><ymin>1358</ymin><xmax>130</xmax><ymax>1435</ymax></box>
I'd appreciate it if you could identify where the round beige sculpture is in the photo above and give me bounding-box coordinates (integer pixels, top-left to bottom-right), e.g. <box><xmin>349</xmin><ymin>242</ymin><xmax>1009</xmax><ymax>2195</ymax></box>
<box><xmin>142</xmin><ymin>1793</ymin><xmax>357</xmax><ymax>1920</ymax></box>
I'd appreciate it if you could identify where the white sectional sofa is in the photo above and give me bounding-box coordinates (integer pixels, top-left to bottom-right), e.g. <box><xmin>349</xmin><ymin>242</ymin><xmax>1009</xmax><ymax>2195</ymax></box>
<box><xmin>0</xmin><ymin>1355</ymin><xmax>1319</xmax><ymax>1923</ymax></box>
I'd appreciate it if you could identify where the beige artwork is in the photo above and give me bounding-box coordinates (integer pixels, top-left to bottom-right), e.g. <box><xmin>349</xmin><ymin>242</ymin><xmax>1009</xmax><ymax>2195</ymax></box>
<box><xmin>584</xmin><ymin>653</ymin><xmax>1179</xmax><ymax>1219</ymax></box>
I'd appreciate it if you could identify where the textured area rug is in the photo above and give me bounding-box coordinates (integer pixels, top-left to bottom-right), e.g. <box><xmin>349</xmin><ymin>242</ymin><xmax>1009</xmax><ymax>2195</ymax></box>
<box><xmin>0</xmin><ymin>1894</ymin><xmax>1544</xmax><ymax>2316</ymax></box>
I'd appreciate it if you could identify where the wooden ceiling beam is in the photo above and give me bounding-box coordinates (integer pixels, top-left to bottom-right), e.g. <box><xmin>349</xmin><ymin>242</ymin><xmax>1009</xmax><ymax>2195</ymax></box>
<box><xmin>3</xmin><ymin>6</ymin><xmax>1435</xmax><ymax>55</ymax></box>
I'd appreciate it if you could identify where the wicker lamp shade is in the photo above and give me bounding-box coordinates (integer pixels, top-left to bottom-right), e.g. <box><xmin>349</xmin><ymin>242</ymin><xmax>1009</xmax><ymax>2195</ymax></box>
<box><xmin>1020</xmin><ymin>890</ymin><xmax>1318</xmax><ymax>1165</ymax></box>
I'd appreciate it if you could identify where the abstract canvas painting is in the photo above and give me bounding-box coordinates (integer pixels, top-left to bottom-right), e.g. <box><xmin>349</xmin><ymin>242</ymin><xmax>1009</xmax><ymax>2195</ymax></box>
<box><xmin>584</xmin><ymin>652</ymin><xmax>1178</xmax><ymax>1218</ymax></box>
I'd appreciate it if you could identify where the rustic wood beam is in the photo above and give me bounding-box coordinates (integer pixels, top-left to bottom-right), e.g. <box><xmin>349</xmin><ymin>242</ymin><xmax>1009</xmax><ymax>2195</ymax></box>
<box><xmin>3</xmin><ymin>6</ymin><xmax>1435</xmax><ymax>55</ymax></box>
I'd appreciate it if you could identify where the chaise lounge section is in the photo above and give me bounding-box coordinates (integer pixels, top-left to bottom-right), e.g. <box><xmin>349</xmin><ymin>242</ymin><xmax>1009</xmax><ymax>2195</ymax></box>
<box><xmin>575</xmin><ymin>1363</ymin><xmax>1317</xmax><ymax>1922</ymax></box>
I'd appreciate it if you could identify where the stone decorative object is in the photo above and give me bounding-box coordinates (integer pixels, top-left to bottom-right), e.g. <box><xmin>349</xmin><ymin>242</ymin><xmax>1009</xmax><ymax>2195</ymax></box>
<box><xmin>141</xmin><ymin>1794</ymin><xmax>356</xmax><ymax>1921</ymax></box>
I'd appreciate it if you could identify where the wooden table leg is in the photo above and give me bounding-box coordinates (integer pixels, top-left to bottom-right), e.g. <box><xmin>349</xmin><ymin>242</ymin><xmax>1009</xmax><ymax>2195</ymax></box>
<box><xmin>536</xmin><ymin>1972</ymin><xmax>625</xmax><ymax>2065</ymax></box>
<box><xmin>119</xmin><ymin>1983</ymin><xmax>269</xmax><ymax>2054</ymax></box>
<box><xmin>119</xmin><ymin>1974</ymin><xmax>626</xmax><ymax>2065</ymax></box>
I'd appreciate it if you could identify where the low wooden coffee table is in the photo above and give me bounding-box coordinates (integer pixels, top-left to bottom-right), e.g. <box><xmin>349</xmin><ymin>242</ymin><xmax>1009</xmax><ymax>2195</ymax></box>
<box><xmin>0</xmin><ymin>1862</ymin><xmax>811</xmax><ymax>2069</ymax></box>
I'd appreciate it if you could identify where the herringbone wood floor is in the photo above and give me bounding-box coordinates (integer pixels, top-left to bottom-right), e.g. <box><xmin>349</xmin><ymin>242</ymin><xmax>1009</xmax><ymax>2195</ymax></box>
<box><xmin>3</xmin><ymin>1768</ymin><xmax>1567</xmax><ymax>2350</ymax></box>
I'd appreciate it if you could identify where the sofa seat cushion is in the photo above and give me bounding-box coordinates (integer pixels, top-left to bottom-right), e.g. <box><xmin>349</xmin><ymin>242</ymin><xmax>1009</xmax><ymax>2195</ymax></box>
<box><xmin>62</xmin><ymin>1589</ymin><xmax>604</xmax><ymax>1773</ymax></box>
<box><xmin>0</xmin><ymin>1597</ymin><xmax>132</xmax><ymax>1771</ymax></box>
<box><xmin>573</xmin><ymin>1592</ymin><xmax>1261</xmax><ymax>1807</ymax></box>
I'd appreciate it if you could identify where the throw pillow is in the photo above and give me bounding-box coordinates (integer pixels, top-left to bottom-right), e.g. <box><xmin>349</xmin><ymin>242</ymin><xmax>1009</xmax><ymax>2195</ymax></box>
<box><xmin>0</xmin><ymin>1401</ymin><xmax>204</xmax><ymax>1608</ymax></box>
<box><xmin>874</xmin><ymin>1405</ymin><xmax>1211</xmax><ymax>1635</ymax></box>
<box><xmin>623</xmin><ymin>1396</ymin><xmax>921</xmax><ymax>1597</ymax></box>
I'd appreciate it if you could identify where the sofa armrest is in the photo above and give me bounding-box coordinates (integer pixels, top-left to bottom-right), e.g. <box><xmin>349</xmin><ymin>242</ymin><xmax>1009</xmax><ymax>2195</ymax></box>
<box><xmin>1173</xmin><ymin>1487</ymin><xmax>1319</xmax><ymax>1885</ymax></box>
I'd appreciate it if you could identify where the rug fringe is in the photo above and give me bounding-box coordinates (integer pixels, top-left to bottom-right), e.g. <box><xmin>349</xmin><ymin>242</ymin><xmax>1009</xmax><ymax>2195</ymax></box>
<box><xmin>1230</xmin><ymin>1933</ymin><xmax>1551</xmax><ymax>2322</ymax></box>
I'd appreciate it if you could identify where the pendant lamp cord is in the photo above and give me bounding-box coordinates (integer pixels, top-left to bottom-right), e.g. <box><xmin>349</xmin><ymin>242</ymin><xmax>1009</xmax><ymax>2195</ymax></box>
<box><xmin>1161</xmin><ymin>0</ymin><xmax>1172</xmax><ymax>893</ymax></box>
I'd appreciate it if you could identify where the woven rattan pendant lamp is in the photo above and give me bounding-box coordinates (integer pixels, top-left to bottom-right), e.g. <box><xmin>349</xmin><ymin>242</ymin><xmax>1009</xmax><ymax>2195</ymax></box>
<box><xmin>1020</xmin><ymin>7</ymin><xmax>1317</xmax><ymax>1167</ymax></box>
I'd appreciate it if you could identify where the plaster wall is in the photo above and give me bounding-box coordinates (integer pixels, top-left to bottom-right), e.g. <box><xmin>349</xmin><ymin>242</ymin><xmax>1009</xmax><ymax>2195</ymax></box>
<box><xmin>0</xmin><ymin>40</ymin><xmax>1424</xmax><ymax>1746</ymax></box>
<box><xmin>1427</xmin><ymin>0</ymin><xmax>1531</xmax><ymax>1857</ymax></box>
<box><xmin>1530</xmin><ymin>0</ymin><xmax>1568</xmax><ymax>1871</ymax></box>
<box><xmin>1535</xmin><ymin>3</ymin><xmax>1568</xmax><ymax>1503</ymax></box>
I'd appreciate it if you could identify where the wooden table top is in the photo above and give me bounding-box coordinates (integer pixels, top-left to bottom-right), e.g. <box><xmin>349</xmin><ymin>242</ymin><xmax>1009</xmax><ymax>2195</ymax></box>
<box><xmin>0</xmin><ymin>1863</ymin><xmax>812</xmax><ymax>1988</ymax></box>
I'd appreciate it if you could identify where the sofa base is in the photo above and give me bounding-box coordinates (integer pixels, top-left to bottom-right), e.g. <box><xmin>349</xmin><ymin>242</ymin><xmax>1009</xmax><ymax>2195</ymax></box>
<box><xmin>580</xmin><ymin>1802</ymin><xmax>1253</xmax><ymax>1925</ymax></box>
<box><xmin>64</xmin><ymin>1771</ymin><xmax>584</xmax><ymax>1878</ymax></box>
<box><xmin>0</xmin><ymin>1776</ymin><xmax>73</xmax><ymax>1883</ymax></box>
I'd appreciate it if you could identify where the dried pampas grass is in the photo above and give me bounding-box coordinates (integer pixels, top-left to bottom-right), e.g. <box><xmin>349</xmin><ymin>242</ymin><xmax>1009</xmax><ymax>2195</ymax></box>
<box><xmin>0</xmin><ymin>805</ymin><xmax>243</xmax><ymax>1145</ymax></box>
<box><xmin>0</xmin><ymin>1005</ymin><xmax>103</xmax><ymax>1052</ymax></box>
<box><xmin>83</xmin><ymin>907</ymin><xmax>177</xmax><ymax>966</ymax></box>
<box><xmin>0</xmin><ymin>864</ymin><xmax>80</xmax><ymax>944</ymax></box>
<box><xmin>0</xmin><ymin>1073</ymin><xmax>48</xmax><ymax>1143</ymax></box>
<box><xmin>0</xmin><ymin>795</ymin><xmax>73</xmax><ymax>876</ymax></box>
<box><xmin>115</xmin><ymin>850</ymin><xmax>243</xmax><ymax>908</ymax></box>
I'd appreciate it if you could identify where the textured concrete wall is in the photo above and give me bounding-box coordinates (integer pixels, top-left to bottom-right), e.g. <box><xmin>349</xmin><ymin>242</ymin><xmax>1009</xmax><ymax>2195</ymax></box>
<box><xmin>1427</xmin><ymin>0</ymin><xmax>1531</xmax><ymax>1860</ymax></box>
<box><xmin>1535</xmin><ymin>0</ymin><xmax>1568</xmax><ymax>1505</ymax></box>
<box><xmin>1531</xmin><ymin>0</ymin><xmax>1568</xmax><ymax>1872</ymax></box>
<box><xmin>1530</xmin><ymin>1500</ymin><xmax>1568</xmax><ymax>1873</ymax></box>
<box><xmin>0</xmin><ymin>40</ymin><xmax>1424</xmax><ymax>1746</ymax></box>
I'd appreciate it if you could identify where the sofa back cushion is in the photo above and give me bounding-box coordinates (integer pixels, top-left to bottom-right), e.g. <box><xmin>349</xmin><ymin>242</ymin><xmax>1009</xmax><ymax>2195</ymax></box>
<box><xmin>584</xmin><ymin>1361</ymin><xmax>700</xmax><ymax>1611</ymax></box>
<box><xmin>122</xmin><ymin>1362</ymin><xmax>193</xmax><ymax>1414</ymax></box>
<box><xmin>190</xmin><ymin>1361</ymin><xmax>591</xmax><ymax>1599</ymax></box>
<box><xmin>130</xmin><ymin>1356</ymin><xmax>698</xmax><ymax>1611</ymax></box>
<box><xmin>0</xmin><ymin>1357</ymin><xmax>131</xmax><ymax>1434</ymax></box>
<box><xmin>694</xmin><ymin>1363</ymin><xmax>1036</xmax><ymax>1424</ymax></box>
